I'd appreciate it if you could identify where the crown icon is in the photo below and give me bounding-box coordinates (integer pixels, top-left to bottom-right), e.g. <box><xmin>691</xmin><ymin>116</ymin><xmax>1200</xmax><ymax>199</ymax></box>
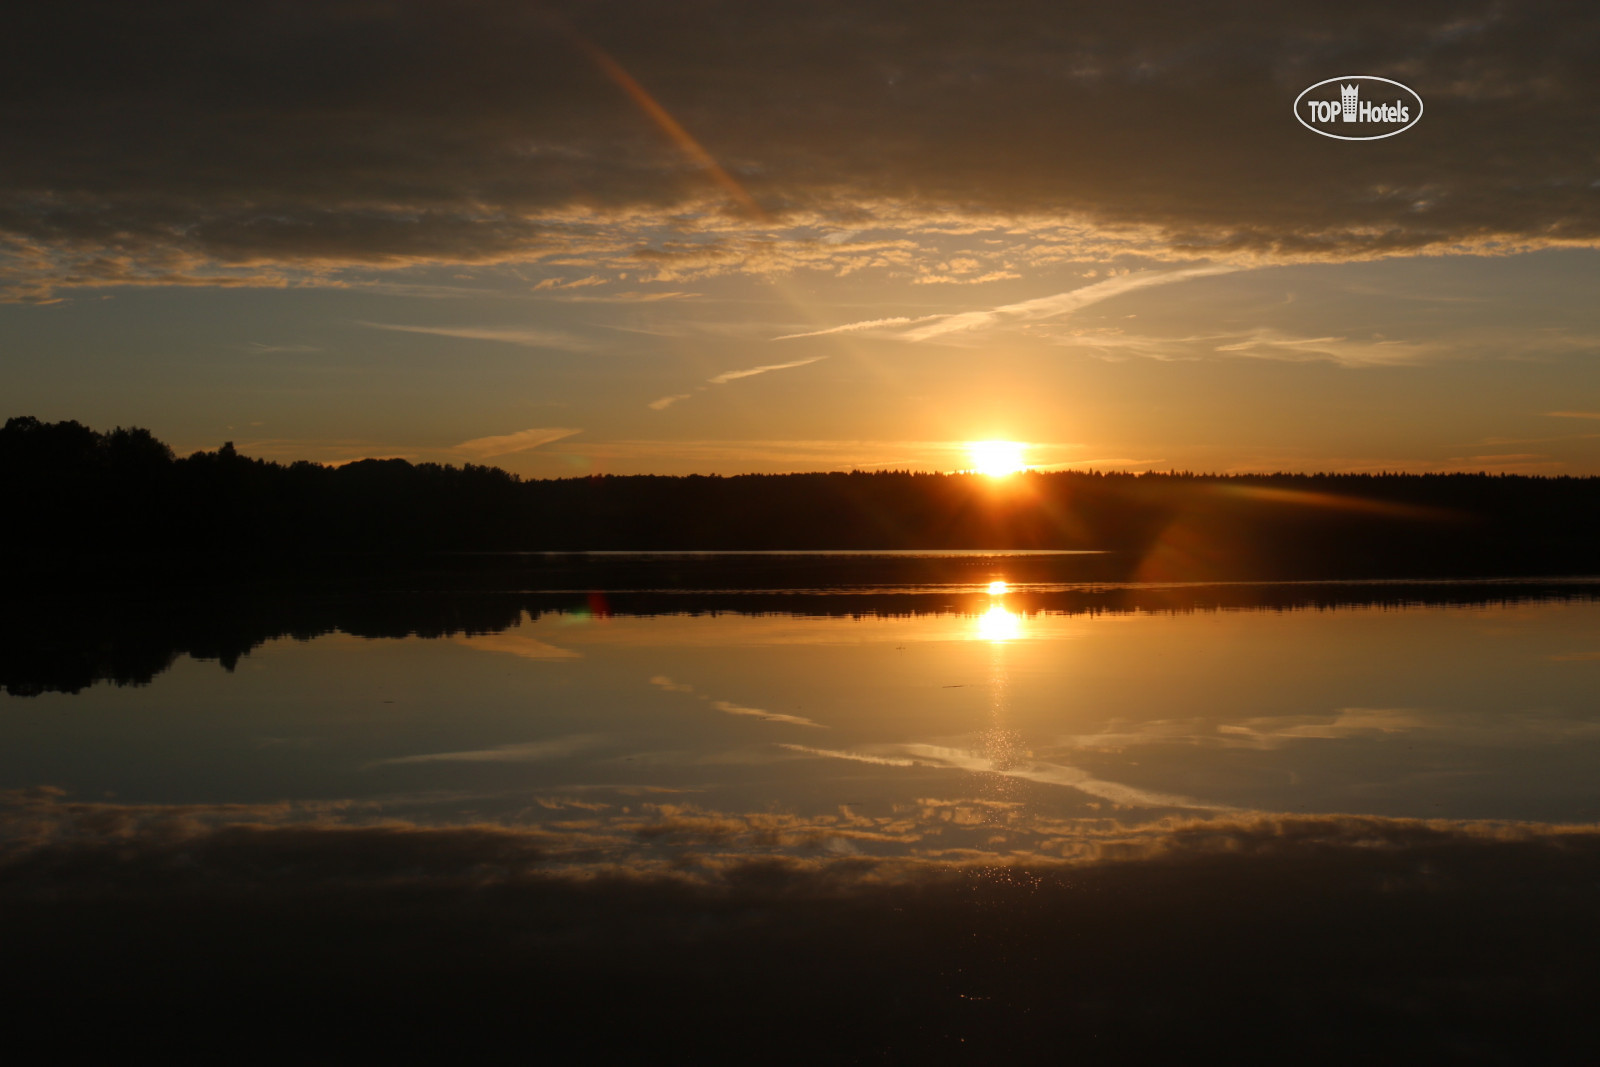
<box><xmin>1340</xmin><ymin>83</ymin><xmax>1359</xmax><ymax>121</ymax></box>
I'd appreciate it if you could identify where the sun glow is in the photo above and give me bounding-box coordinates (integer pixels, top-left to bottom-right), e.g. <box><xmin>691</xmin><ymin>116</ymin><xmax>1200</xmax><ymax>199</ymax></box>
<box><xmin>969</xmin><ymin>440</ymin><xmax>1026</xmax><ymax>477</ymax></box>
<box><xmin>976</xmin><ymin>604</ymin><xmax>1022</xmax><ymax>642</ymax></box>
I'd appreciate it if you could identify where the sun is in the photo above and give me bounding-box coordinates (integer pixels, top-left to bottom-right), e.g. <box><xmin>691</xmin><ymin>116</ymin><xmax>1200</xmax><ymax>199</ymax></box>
<box><xmin>969</xmin><ymin>440</ymin><xmax>1026</xmax><ymax>477</ymax></box>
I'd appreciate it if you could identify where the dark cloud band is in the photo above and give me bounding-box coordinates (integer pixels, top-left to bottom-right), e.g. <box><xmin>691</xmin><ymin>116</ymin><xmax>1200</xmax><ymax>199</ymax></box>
<box><xmin>4</xmin><ymin>1</ymin><xmax>1598</xmax><ymax>297</ymax></box>
<box><xmin>6</xmin><ymin>792</ymin><xmax>1600</xmax><ymax>1058</ymax></box>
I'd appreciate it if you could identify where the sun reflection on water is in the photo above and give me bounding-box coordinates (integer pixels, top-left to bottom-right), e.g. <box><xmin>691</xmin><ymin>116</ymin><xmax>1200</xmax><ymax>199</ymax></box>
<box><xmin>976</xmin><ymin>603</ymin><xmax>1022</xmax><ymax>642</ymax></box>
<box><xmin>976</xmin><ymin>580</ymin><xmax>1023</xmax><ymax>862</ymax></box>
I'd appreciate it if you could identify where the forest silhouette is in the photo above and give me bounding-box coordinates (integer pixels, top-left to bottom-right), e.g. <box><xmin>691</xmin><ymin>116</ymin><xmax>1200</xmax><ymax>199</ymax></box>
<box><xmin>7</xmin><ymin>415</ymin><xmax>1600</xmax><ymax>585</ymax></box>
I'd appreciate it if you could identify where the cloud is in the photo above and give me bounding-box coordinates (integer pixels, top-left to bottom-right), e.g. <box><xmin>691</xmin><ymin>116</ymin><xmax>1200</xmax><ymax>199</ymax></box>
<box><xmin>532</xmin><ymin>275</ymin><xmax>608</xmax><ymax>290</ymax></box>
<box><xmin>649</xmin><ymin>675</ymin><xmax>697</xmax><ymax>694</ymax></box>
<box><xmin>1212</xmin><ymin>328</ymin><xmax>1432</xmax><ymax>365</ymax></box>
<box><xmin>10</xmin><ymin>792</ymin><xmax>1600</xmax><ymax>1061</ymax></box>
<box><xmin>453</xmin><ymin>427</ymin><xmax>582</xmax><ymax>459</ymax></box>
<box><xmin>7</xmin><ymin>2</ymin><xmax>1600</xmax><ymax>298</ymax></box>
<box><xmin>1052</xmin><ymin>706</ymin><xmax>1600</xmax><ymax>753</ymax></box>
<box><xmin>652</xmin><ymin>356</ymin><xmax>826</xmax><ymax>412</ymax></box>
<box><xmin>706</xmin><ymin>356</ymin><xmax>827</xmax><ymax>384</ymax></box>
<box><xmin>547</xmin><ymin>290</ymin><xmax>700</xmax><ymax>303</ymax></box>
<box><xmin>778</xmin><ymin>738</ymin><xmax>1233</xmax><ymax>809</ymax></box>
<box><xmin>901</xmin><ymin>267</ymin><xmax>1240</xmax><ymax>341</ymax></box>
<box><xmin>773</xmin><ymin>316</ymin><xmax>938</xmax><ymax>341</ymax></box>
<box><xmin>779</xmin><ymin>744</ymin><xmax>919</xmax><ymax>767</ymax></box>
<box><xmin>360</xmin><ymin>323</ymin><xmax>592</xmax><ymax>351</ymax></box>
<box><xmin>709</xmin><ymin>700</ymin><xmax>824</xmax><ymax>728</ymax></box>
<box><xmin>1548</xmin><ymin>411</ymin><xmax>1600</xmax><ymax>420</ymax></box>
<box><xmin>651</xmin><ymin>675</ymin><xmax>823</xmax><ymax>727</ymax></box>
<box><xmin>372</xmin><ymin>734</ymin><xmax>606</xmax><ymax>767</ymax></box>
<box><xmin>894</xmin><ymin>744</ymin><xmax>1232</xmax><ymax>811</ymax></box>
<box><xmin>785</xmin><ymin>268</ymin><xmax>1238</xmax><ymax>344</ymax></box>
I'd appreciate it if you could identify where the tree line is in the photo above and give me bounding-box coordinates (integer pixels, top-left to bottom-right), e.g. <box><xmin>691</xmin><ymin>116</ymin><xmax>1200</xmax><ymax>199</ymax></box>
<box><xmin>6</xmin><ymin>415</ymin><xmax>1600</xmax><ymax>581</ymax></box>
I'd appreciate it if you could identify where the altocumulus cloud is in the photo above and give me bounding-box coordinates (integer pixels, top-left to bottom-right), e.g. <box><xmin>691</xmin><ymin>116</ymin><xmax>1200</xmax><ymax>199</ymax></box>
<box><xmin>4</xmin><ymin>2</ymin><xmax>1600</xmax><ymax>299</ymax></box>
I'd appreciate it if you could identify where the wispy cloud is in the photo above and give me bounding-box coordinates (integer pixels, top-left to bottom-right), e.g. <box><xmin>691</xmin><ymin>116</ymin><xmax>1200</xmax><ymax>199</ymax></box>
<box><xmin>1048</xmin><ymin>706</ymin><xmax>1600</xmax><ymax>754</ymax></box>
<box><xmin>372</xmin><ymin>734</ymin><xmax>605</xmax><ymax>766</ymax></box>
<box><xmin>896</xmin><ymin>744</ymin><xmax>1232</xmax><ymax>810</ymax></box>
<box><xmin>545</xmin><ymin>290</ymin><xmax>701</xmax><ymax>303</ymax></box>
<box><xmin>532</xmin><ymin>275</ymin><xmax>607</xmax><ymax>290</ymax></box>
<box><xmin>773</xmin><ymin>316</ymin><xmax>939</xmax><ymax>341</ymax></box>
<box><xmin>710</xmin><ymin>700</ymin><xmax>824</xmax><ymax>728</ymax></box>
<box><xmin>1548</xmin><ymin>411</ymin><xmax>1600</xmax><ymax>420</ymax></box>
<box><xmin>779</xmin><ymin>267</ymin><xmax>1237</xmax><ymax>344</ymax></box>
<box><xmin>359</xmin><ymin>322</ymin><xmax>592</xmax><ymax>351</ymax></box>
<box><xmin>1213</xmin><ymin>329</ymin><xmax>1430</xmax><ymax>366</ymax></box>
<box><xmin>648</xmin><ymin>356</ymin><xmax>827</xmax><ymax>411</ymax></box>
<box><xmin>706</xmin><ymin>356</ymin><xmax>827</xmax><ymax>384</ymax></box>
<box><xmin>779</xmin><ymin>743</ymin><xmax>919</xmax><ymax>767</ymax></box>
<box><xmin>651</xmin><ymin>676</ymin><xmax>824</xmax><ymax>728</ymax></box>
<box><xmin>788</xmin><ymin>741</ymin><xmax>1228</xmax><ymax>810</ymax></box>
<box><xmin>453</xmin><ymin>427</ymin><xmax>581</xmax><ymax>459</ymax></box>
<box><xmin>649</xmin><ymin>676</ymin><xmax>696</xmax><ymax>694</ymax></box>
<box><xmin>904</xmin><ymin>267</ymin><xmax>1239</xmax><ymax>341</ymax></box>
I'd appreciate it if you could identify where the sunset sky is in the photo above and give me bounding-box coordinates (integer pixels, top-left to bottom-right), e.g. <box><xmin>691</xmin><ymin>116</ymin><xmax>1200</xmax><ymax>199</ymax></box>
<box><xmin>4</xmin><ymin>1</ymin><xmax>1599</xmax><ymax>476</ymax></box>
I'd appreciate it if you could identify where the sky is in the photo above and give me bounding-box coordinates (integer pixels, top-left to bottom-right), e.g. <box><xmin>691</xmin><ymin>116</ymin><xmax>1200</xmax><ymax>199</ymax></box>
<box><xmin>4</xmin><ymin>0</ymin><xmax>1600</xmax><ymax>476</ymax></box>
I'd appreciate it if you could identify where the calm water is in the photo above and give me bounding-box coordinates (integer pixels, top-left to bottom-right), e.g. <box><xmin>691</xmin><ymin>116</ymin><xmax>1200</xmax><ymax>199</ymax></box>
<box><xmin>9</xmin><ymin>571</ymin><xmax>1600</xmax><ymax>1058</ymax></box>
<box><xmin>8</xmin><ymin>578</ymin><xmax>1600</xmax><ymax>857</ymax></box>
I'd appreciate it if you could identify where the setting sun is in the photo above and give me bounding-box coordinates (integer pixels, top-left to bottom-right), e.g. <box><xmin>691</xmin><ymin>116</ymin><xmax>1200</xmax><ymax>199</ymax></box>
<box><xmin>969</xmin><ymin>440</ymin><xmax>1027</xmax><ymax>477</ymax></box>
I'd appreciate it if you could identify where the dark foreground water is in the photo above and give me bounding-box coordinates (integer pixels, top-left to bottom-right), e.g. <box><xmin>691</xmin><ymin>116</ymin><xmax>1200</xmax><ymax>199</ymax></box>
<box><xmin>6</xmin><ymin>561</ymin><xmax>1600</xmax><ymax>1061</ymax></box>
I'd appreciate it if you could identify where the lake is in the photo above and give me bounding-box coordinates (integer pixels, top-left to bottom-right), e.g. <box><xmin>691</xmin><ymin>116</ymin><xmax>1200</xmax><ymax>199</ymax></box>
<box><xmin>6</xmin><ymin>559</ymin><xmax>1600</xmax><ymax>1060</ymax></box>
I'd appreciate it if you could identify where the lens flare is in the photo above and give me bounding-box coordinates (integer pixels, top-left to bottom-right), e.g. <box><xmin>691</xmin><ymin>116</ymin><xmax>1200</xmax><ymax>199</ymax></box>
<box><xmin>576</xmin><ymin>39</ymin><xmax>766</xmax><ymax>220</ymax></box>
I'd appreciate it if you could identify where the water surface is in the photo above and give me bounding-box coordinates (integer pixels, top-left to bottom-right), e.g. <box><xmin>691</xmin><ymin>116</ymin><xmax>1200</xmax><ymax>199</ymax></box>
<box><xmin>9</xmin><ymin>573</ymin><xmax>1600</xmax><ymax>1059</ymax></box>
<box><xmin>9</xmin><ymin>578</ymin><xmax>1600</xmax><ymax>860</ymax></box>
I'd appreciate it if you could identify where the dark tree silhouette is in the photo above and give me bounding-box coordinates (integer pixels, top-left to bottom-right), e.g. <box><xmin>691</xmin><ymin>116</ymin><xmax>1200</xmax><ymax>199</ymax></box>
<box><xmin>6</xmin><ymin>416</ymin><xmax>1600</xmax><ymax>587</ymax></box>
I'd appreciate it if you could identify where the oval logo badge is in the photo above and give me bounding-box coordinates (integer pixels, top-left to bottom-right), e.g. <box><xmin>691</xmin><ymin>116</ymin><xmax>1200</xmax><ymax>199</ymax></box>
<box><xmin>1294</xmin><ymin>76</ymin><xmax>1423</xmax><ymax>141</ymax></box>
